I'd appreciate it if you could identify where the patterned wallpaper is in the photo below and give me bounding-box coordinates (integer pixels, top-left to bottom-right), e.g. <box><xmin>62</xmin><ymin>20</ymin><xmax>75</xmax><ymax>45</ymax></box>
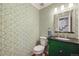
<box><xmin>0</xmin><ymin>3</ymin><xmax>39</xmax><ymax>56</ymax></box>
<box><xmin>0</xmin><ymin>4</ymin><xmax>2</xmax><ymax>56</ymax></box>
<box><xmin>78</xmin><ymin>4</ymin><xmax>79</xmax><ymax>39</ymax></box>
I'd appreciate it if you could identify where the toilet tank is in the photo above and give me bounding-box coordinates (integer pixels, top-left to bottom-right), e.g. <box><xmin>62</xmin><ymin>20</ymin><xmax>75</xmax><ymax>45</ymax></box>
<box><xmin>40</xmin><ymin>36</ymin><xmax>47</xmax><ymax>46</ymax></box>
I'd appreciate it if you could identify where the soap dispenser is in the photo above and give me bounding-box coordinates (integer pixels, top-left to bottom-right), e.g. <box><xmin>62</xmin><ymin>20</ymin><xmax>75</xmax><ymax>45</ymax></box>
<box><xmin>48</xmin><ymin>28</ymin><xmax>52</xmax><ymax>38</ymax></box>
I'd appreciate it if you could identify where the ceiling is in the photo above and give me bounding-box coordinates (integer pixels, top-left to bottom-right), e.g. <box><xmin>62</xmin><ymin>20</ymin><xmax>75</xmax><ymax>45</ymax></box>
<box><xmin>31</xmin><ymin>3</ymin><xmax>52</xmax><ymax>10</ymax></box>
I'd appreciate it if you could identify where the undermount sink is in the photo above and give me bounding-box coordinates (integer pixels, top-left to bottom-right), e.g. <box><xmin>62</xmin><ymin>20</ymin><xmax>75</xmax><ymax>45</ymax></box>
<box><xmin>56</xmin><ymin>37</ymin><xmax>70</xmax><ymax>41</ymax></box>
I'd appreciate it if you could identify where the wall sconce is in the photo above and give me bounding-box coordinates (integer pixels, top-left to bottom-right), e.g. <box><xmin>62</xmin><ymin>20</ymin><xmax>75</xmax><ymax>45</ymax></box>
<box><xmin>68</xmin><ymin>3</ymin><xmax>73</xmax><ymax>8</ymax></box>
<box><xmin>54</xmin><ymin>8</ymin><xmax>57</xmax><ymax>14</ymax></box>
<box><xmin>61</xmin><ymin>5</ymin><xmax>64</xmax><ymax>11</ymax></box>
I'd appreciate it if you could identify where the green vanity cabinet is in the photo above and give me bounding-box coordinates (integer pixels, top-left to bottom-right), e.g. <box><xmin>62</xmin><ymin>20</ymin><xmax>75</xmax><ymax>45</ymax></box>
<box><xmin>48</xmin><ymin>39</ymin><xmax>79</xmax><ymax>56</ymax></box>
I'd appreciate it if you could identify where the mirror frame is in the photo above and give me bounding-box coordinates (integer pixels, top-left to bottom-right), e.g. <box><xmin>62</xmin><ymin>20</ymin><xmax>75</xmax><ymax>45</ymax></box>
<box><xmin>54</xmin><ymin>10</ymin><xmax>74</xmax><ymax>33</ymax></box>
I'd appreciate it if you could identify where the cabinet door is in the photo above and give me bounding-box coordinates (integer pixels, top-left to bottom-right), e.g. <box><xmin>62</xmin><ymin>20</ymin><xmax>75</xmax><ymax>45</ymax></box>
<box><xmin>48</xmin><ymin>40</ymin><xmax>59</xmax><ymax>56</ymax></box>
<box><xmin>48</xmin><ymin>42</ymin><xmax>61</xmax><ymax>56</ymax></box>
<box><xmin>61</xmin><ymin>42</ymin><xmax>71</xmax><ymax>56</ymax></box>
<box><xmin>48</xmin><ymin>40</ymin><xmax>64</xmax><ymax>56</ymax></box>
<box><xmin>70</xmin><ymin>44</ymin><xmax>79</xmax><ymax>55</ymax></box>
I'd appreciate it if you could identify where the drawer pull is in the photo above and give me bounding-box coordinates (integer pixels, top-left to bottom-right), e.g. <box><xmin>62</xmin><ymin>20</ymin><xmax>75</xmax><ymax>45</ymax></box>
<box><xmin>59</xmin><ymin>50</ymin><xmax>63</xmax><ymax>53</ymax></box>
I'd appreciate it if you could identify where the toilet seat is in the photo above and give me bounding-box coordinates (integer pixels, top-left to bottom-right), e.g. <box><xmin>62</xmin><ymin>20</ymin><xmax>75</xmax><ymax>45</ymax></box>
<box><xmin>33</xmin><ymin>45</ymin><xmax>45</xmax><ymax>54</ymax></box>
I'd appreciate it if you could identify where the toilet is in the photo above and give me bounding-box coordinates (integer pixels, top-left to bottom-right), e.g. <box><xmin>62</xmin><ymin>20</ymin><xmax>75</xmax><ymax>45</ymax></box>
<box><xmin>33</xmin><ymin>36</ymin><xmax>47</xmax><ymax>56</ymax></box>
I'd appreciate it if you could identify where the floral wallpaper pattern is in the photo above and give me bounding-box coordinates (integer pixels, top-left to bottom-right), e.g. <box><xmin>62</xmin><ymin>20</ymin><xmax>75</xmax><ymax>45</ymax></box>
<box><xmin>0</xmin><ymin>3</ymin><xmax>39</xmax><ymax>56</ymax></box>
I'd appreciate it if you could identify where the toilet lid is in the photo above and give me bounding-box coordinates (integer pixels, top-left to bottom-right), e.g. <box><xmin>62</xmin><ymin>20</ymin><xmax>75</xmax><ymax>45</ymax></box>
<box><xmin>34</xmin><ymin>45</ymin><xmax>44</xmax><ymax>51</ymax></box>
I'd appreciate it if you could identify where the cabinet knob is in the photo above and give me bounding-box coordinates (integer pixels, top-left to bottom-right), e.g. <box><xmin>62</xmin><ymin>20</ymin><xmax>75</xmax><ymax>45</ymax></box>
<box><xmin>59</xmin><ymin>50</ymin><xmax>63</xmax><ymax>53</ymax></box>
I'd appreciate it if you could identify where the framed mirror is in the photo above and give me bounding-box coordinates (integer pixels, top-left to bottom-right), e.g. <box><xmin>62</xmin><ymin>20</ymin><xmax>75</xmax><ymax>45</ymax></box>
<box><xmin>54</xmin><ymin>10</ymin><xmax>74</xmax><ymax>33</ymax></box>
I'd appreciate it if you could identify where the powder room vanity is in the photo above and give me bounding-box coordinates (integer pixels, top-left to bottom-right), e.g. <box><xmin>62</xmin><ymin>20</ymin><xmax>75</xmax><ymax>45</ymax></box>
<box><xmin>48</xmin><ymin>8</ymin><xmax>79</xmax><ymax>56</ymax></box>
<box><xmin>48</xmin><ymin>37</ymin><xmax>79</xmax><ymax>56</ymax></box>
